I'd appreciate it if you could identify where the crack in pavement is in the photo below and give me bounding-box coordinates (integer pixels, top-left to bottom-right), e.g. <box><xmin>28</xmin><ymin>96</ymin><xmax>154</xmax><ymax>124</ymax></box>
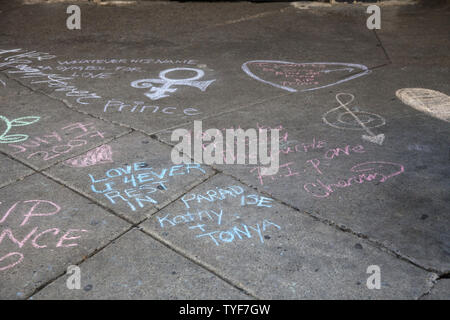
<box><xmin>213</xmin><ymin>7</ymin><xmax>291</xmax><ymax>27</ymax></box>
<box><xmin>2</xmin><ymin>60</ymin><xmax>445</xmax><ymax>280</ymax></box>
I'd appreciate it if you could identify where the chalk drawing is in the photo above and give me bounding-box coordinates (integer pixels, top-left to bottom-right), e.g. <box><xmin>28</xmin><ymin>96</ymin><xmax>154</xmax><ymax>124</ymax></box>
<box><xmin>196</xmin><ymin>218</ymin><xmax>281</xmax><ymax>246</ymax></box>
<box><xmin>0</xmin><ymin>79</ymin><xmax>5</xmax><ymax>87</ymax></box>
<box><xmin>1</xmin><ymin>48</ymin><xmax>101</xmax><ymax>104</ymax></box>
<box><xmin>155</xmin><ymin>185</ymin><xmax>280</xmax><ymax>247</ymax></box>
<box><xmin>251</xmin><ymin>161</ymin><xmax>300</xmax><ymax>186</ymax></box>
<box><xmin>407</xmin><ymin>144</ymin><xmax>432</xmax><ymax>153</ymax></box>
<box><xmin>103</xmin><ymin>99</ymin><xmax>201</xmax><ymax>116</ymax></box>
<box><xmin>303</xmin><ymin>161</ymin><xmax>404</xmax><ymax>198</ymax></box>
<box><xmin>0</xmin><ymin>199</ymin><xmax>89</xmax><ymax>272</ymax></box>
<box><xmin>131</xmin><ymin>68</ymin><xmax>215</xmax><ymax>100</ymax></box>
<box><xmin>89</xmin><ymin>162</ymin><xmax>206</xmax><ymax>212</ymax></box>
<box><xmin>157</xmin><ymin>207</ymin><xmax>281</xmax><ymax>246</ymax></box>
<box><xmin>0</xmin><ymin>115</ymin><xmax>40</xmax><ymax>144</ymax></box>
<box><xmin>36</xmin><ymin>65</ymin><xmax>144</xmax><ymax>74</ymax></box>
<box><xmin>0</xmin><ymin>252</ymin><xmax>24</xmax><ymax>272</ymax></box>
<box><xmin>322</xmin><ymin>93</ymin><xmax>385</xmax><ymax>145</ymax></box>
<box><xmin>64</xmin><ymin>144</ymin><xmax>113</xmax><ymax>168</ymax></box>
<box><xmin>241</xmin><ymin>60</ymin><xmax>370</xmax><ymax>92</ymax></box>
<box><xmin>396</xmin><ymin>88</ymin><xmax>450</xmax><ymax>122</ymax></box>
<box><xmin>68</xmin><ymin>72</ymin><xmax>113</xmax><ymax>79</ymax></box>
<box><xmin>181</xmin><ymin>186</ymin><xmax>244</xmax><ymax>209</ymax></box>
<box><xmin>7</xmin><ymin>122</ymin><xmax>106</xmax><ymax>161</ymax></box>
<box><xmin>57</xmin><ymin>58</ymin><xmax>197</xmax><ymax>65</ymax></box>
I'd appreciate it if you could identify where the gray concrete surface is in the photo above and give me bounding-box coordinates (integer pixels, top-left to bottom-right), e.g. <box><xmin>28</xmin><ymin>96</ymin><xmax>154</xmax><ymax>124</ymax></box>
<box><xmin>140</xmin><ymin>174</ymin><xmax>435</xmax><ymax>299</ymax></box>
<box><xmin>156</xmin><ymin>65</ymin><xmax>450</xmax><ymax>272</ymax></box>
<box><xmin>32</xmin><ymin>228</ymin><xmax>251</xmax><ymax>299</ymax></box>
<box><xmin>421</xmin><ymin>279</ymin><xmax>450</xmax><ymax>300</ymax></box>
<box><xmin>0</xmin><ymin>174</ymin><xmax>129</xmax><ymax>299</ymax></box>
<box><xmin>0</xmin><ymin>0</ymin><xmax>448</xmax><ymax>299</ymax></box>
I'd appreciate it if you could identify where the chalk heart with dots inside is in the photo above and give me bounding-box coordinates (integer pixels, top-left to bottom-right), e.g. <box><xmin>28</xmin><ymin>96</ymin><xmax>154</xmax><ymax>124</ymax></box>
<box><xmin>242</xmin><ymin>60</ymin><xmax>371</xmax><ymax>93</ymax></box>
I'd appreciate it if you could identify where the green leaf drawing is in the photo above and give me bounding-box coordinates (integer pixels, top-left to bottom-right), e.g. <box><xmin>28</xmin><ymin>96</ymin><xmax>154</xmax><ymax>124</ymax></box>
<box><xmin>0</xmin><ymin>134</ymin><xmax>29</xmax><ymax>143</ymax></box>
<box><xmin>0</xmin><ymin>115</ymin><xmax>40</xmax><ymax>144</ymax></box>
<box><xmin>9</xmin><ymin>116</ymin><xmax>41</xmax><ymax>127</ymax></box>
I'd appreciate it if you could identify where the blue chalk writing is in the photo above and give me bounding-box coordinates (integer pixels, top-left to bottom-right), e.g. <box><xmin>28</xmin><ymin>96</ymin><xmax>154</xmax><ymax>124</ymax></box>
<box><xmin>88</xmin><ymin>162</ymin><xmax>205</xmax><ymax>211</ymax></box>
<box><xmin>196</xmin><ymin>219</ymin><xmax>281</xmax><ymax>246</ymax></box>
<box><xmin>181</xmin><ymin>185</ymin><xmax>244</xmax><ymax>209</ymax></box>
<box><xmin>157</xmin><ymin>209</ymin><xmax>223</xmax><ymax>227</ymax></box>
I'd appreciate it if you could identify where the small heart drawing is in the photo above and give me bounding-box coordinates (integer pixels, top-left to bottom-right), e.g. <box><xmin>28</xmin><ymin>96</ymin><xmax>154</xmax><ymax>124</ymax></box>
<box><xmin>396</xmin><ymin>88</ymin><xmax>450</xmax><ymax>122</ymax></box>
<box><xmin>64</xmin><ymin>144</ymin><xmax>113</xmax><ymax>168</ymax></box>
<box><xmin>242</xmin><ymin>60</ymin><xmax>371</xmax><ymax>93</ymax></box>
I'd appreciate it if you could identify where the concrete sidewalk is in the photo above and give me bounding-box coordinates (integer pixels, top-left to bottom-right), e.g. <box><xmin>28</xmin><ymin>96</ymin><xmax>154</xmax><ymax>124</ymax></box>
<box><xmin>0</xmin><ymin>0</ymin><xmax>449</xmax><ymax>299</ymax></box>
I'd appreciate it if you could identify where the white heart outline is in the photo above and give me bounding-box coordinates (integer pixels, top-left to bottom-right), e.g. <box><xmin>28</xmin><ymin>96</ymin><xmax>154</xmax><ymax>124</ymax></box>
<box><xmin>241</xmin><ymin>60</ymin><xmax>371</xmax><ymax>92</ymax></box>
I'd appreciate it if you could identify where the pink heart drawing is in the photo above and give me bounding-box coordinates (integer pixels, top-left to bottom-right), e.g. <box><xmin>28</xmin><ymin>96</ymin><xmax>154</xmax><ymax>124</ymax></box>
<box><xmin>242</xmin><ymin>60</ymin><xmax>370</xmax><ymax>93</ymax></box>
<box><xmin>64</xmin><ymin>144</ymin><xmax>113</xmax><ymax>168</ymax></box>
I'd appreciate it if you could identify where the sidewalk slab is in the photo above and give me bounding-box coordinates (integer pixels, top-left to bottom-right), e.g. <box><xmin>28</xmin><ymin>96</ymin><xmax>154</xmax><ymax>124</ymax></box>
<box><xmin>0</xmin><ymin>72</ymin><xmax>34</xmax><ymax>98</ymax></box>
<box><xmin>140</xmin><ymin>174</ymin><xmax>434</xmax><ymax>299</ymax></box>
<box><xmin>155</xmin><ymin>65</ymin><xmax>450</xmax><ymax>273</ymax></box>
<box><xmin>0</xmin><ymin>174</ymin><xmax>130</xmax><ymax>299</ymax></box>
<box><xmin>0</xmin><ymin>2</ymin><xmax>388</xmax><ymax>135</ymax></box>
<box><xmin>1</xmin><ymin>44</ymin><xmax>288</xmax><ymax>135</ymax></box>
<box><xmin>0</xmin><ymin>86</ymin><xmax>129</xmax><ymax>170</ymax></box>
<box><xmin>32</xmin><ymin>228</ymin><xmax>251</xmax><ymax>300</ymax></box>
<box><xmin>0</xmin><ymin>0</ymin><xmax>448</xmax><ymax>300</ymax></box>
<box><xmin>0</xmin><ymin>154</ymin><xmax>33</xmax><ymax>188</ymax></box>
<box><xmin>45</xmin><ymin>132</ymin><xmax>214</xmax><ymax>223</ymax></box>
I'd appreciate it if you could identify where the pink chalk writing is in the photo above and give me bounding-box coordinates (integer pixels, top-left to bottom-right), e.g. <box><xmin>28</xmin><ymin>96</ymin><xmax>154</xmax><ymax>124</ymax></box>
<box><xmin>7</xmin><ymin>122</ymin><xmax>106</xmax><ymax>162</ymax></box>
<box><xmin>303</xmin><ymin>161</ymin><xmax>405</xmax><ymax>198</ymax></box>
<box><xmin>242</xmin><ymin>122</ymin><xmax>405</xmax><ymax>201</ymax></box>
<box><xmin>250</xmin><ymin>161</ymin><xmax>300</xmax><ymax>186</ymax></box>
<box><xmin>64</xmin><ymin>144</ymin><xmax>113</xmax><ymax>168</ymax></box>
<box><xmin>0</xmin><ymin>252</ymin><xmax>23</xmax><ymax>272</ymax></box>
<box><xmin>0</xmin><ymin>199</ymin><xmax>89</xmax><ymax>272</ymax></box>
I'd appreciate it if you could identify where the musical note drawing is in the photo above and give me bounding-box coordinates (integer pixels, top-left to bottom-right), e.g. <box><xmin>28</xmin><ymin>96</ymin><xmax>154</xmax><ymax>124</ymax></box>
<box><xmin>131</xmin><ymin>67</ymin><xmax>215</xmax><ymax>100</ymax></box>
<box><xmin>322</xmin><ymin>93</ymin><xmax>386</xmax><ymax>145</ymax></box>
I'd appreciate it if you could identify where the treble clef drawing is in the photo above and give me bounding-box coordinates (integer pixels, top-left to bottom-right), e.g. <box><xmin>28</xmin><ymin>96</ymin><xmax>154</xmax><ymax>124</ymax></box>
<box><xmin>131</xmin><ymin>67</ymin><xmax>215</xmax><ymax>101</ymax></box>
<box><xmin>322</xmin><ymin>93</ymin><xmax>386</xmax><ymax>145</ymax></box>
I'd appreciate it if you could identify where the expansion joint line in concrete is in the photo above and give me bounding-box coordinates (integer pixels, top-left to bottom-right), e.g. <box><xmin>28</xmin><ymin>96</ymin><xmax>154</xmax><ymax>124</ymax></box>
<box><xmin>0</xmin><ymin>52</ymin><xmax>441</xmax><ymax>300</ymax></box>
<box><xmin>2</xmin><ymin>72</ymin><xmax>135</xmax><ymax>132</ymax></box>
<box><xmin>2</xmin><ymin>67</ymin><xmax>441</xmax><ymax>280</ymax></box>
<box><xmin>373</xmin><ymin>29</ymin><xmax>392</xmax><ymax>65</ymax></box>
<box><xmin>26</xmin><ymin>224</ymin><xmax>136</xmax><ymax>300</ymax></box>
<box><xmin>138</xmin><ymin>227</ymin><xmax>261</xmax><ymax>300</ymax></box>
<box><xmin>417</xmin><ymin>274</ymin><xmax>441</xmax><ymax>300</ymax></box>
<box><xmin>27</xmin><ymin>171</ymin><xmax>260</xmax><ymax>300</ymax></box>
<box><xmin>132</xmin><ymin>122</ymin><xmax>445</xmax><ymax>282</ymax></box>
<box><xmin>218</xmin><ymin>169</ymin><xmax>443</xmax><ymax>276</ymax></box>
<box><xmin>25</xmin><ymin>174</ymin><xmax>220</xmax><ymax>299</ymax></box>
<box><xmin>1</xmin><ymin>68</ymin><xmax>294</xmax><ymax>138</ymax></box>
